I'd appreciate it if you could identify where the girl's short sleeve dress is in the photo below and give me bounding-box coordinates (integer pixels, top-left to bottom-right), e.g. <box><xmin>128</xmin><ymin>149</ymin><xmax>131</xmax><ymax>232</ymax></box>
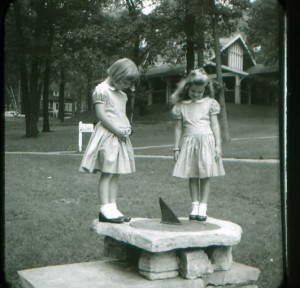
<box><xmin>79</xmin><ymin>82</ymin><xmax>135</xmax><ymax>174</ymax></box>
<box><xmin>172</xmin><ymin>97</ymin><xmax>225</xmax><ymax>179</ymax></box>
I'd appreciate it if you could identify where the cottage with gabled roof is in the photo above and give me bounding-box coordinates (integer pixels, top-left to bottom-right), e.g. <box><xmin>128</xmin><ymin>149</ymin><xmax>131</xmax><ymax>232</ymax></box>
<box><xmin>140</xmin><ymin>34</ymin><xmax>278</xmax><ymax>107</ymax></box>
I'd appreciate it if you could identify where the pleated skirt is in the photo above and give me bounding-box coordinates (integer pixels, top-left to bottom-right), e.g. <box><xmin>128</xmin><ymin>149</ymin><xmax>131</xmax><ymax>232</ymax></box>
<box><xmin>173</xmin><ymin>133</ymin><xmax>225</xmax><ymax>179</ymax></box>
<box><xmin>79</xmin><ymin>123</ymin><xmax>135</xmax><ymax>174</ymax></box>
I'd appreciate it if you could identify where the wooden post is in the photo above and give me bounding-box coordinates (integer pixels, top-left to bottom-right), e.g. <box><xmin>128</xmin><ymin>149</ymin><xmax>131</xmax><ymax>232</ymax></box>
<box><xmin>78</xmin><ymin>121</ymin><xmax>94</xmax><ymax>152</ymax></box>
<box><xmin>234</xmin><ymin>75</ymin><xmax>241</xmax><ymax>104</ymax></box>
<box><xmin>147</xmin><ymin>81</ymin><xmax>153</xmax><ymax>106</ymax></box>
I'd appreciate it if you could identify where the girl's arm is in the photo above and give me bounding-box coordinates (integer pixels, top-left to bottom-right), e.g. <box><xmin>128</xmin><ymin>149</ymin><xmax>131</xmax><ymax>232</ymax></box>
<box><xmin>95</xmin><ymin>103</ymin><xmax>128</xmax><ymax>139</ymax></box>
<box><xmin>210</xmin><ymin>114</ymin><xmax>222</xmax><ymax>160</ymax></box>
<box><xmin>174</xmin><ymin>119</ymin><xmax>183</xmax><ymax>161</ymax></box>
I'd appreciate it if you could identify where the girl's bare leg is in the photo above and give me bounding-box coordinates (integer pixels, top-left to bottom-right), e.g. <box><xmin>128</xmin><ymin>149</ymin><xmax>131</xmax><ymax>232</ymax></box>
<box><xmin>200</xmin><ymin>177</ymin><xmax>210</xmax><ymax>203</ymax></box>
<box><xmin>188</xmin><ymin>178</ymin><xmax>200</xmax><ymax>218</ymax></box>
<box><xmin>197</xmin><ymin>177</ymin><xmax>210</xmax><ymax>220</ymax></box>
<box><xmin>98</xmin><ymin>173</ymin><xmax>124</xmax><ymax>222</ymax></box>
<box><xmin>98</xmin><ymin>172</ymin><xmax>113</xmax><ymax>205</ymax></box>
<box><xmin>189</xmin><ymin>178</ymin><xmax>200</xmax><ymax>202</ymax></box>
<box><xmin>109</xmin><ymin>174</ymin><xmax>120</xmax><ymax>203</ymax></box>
<box><xmin>109</xmin><ymin>174</ymin><xmax>130</xmax><ymax>221</ymax></box>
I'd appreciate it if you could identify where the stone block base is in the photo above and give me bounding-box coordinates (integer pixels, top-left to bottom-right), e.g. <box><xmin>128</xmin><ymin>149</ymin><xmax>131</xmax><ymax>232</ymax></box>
<box><xmin>103</xmin><ymin>236</ymin><xmax>141</xmax><ymax>264</ymax></box>
<box><xmin>139</xmin><ymin>251</ymin><xmax>179</xmax><ymax>272</ymax></box>
<box><xmin>206</xmin><ymin>246</ymin><xmax>233</xmax><ymax>271</ymax></box>
<box><xmin>138</xmin><ymin>250</ymin><xmax>179</xmax><ymax>280</ymax></box>
<box><xmin>178</xmin><ymin>249</ymin><xmax>213</xmax><ymax>279</ymax></box>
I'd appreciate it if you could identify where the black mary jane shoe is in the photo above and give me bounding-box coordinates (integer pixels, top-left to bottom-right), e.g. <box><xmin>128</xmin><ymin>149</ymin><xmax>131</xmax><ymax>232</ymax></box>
<box><xmin>196</xmin><ymin>215</ymin><xmax>207</xmax><ymax>221</ymax></box>
<box><xmin>99</xmin><ymin>212</ymin><xmax>124</xmax><ymax>224</ymax></box>
<box><xmin>119</xmin><ymin>216</ymin><xmax>131</xmax><ymax>222</ymax></box>
<box><xmin>189</xmin><ymin>214</ymin><xmax>198</xmax><ymax>221</ymax></box>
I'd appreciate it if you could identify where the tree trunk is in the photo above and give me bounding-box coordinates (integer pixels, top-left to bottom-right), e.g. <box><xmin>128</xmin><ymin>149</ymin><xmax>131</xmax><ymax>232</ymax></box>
<box><xmin>59</xmin><ymin>68</ymin><xmax>65</xmax><ymax>122</ymax></box>
<box><xmin>196</xmin><ymin>8</ymin><xmax>205</xmax><ymax>68</ymax></box>
<box><xmin>86</xmin><ymin>75</ymin><xmax>93</xmax><ymax>111</ymax></box>
<box><xmin>212</xmin><ymin>7</ymin><xmax>230</xmax><ymax>142</ymax></box>
<box><xmin>26</xmin><ymin>60</ymin><xmax>40</xmax><ymax>137</ymax></box>
<box><xmin>43</xmin><ymin>0</ymin><xmax>54</xmax><ymax>132</ymax></box>
<box><xmin>14</xmin><ymin>0</ymin><xmax>44</xmax><ymax>137</ymax></box>
<box><xmin>13</xmin><ymin>2</ymin><xmax>29</xmax><ymax>122</ymax></box>
<box><xmin>185</xmin><ymin>1</ymin><xmax>195</xmax><ymax>73</ymax></box>
<box><xmin>42</xmin><ymin>59</ymin><xmax>51</xmax><ymax>132</ymax></box>
<box><xmin>197</xmin><ymin>29</ymin><xmax>205</xmax><ymax>68</ymax></box>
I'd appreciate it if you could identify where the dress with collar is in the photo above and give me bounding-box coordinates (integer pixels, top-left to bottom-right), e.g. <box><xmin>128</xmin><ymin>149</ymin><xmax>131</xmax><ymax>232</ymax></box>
<box><xmin>79</xmin><ymin>81</ymin><xmax>135</xmax><ymax>174</ymax></box>
<box><xmin>172</xmin><ymin>97</ymin><xmax>225</xmax><ymax>179</ymax></box>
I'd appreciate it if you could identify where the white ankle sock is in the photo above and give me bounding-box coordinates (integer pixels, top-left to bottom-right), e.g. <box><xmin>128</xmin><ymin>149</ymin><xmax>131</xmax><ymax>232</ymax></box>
<box><xmin>111</xmin><ymin>203</ymin><xmax>123</xmax><ymax>217</ymax></box>
<box><xmin>198</xmin><ymin>203</ymin><xmax>207</xmax><ymax>216</ymax></box>
<box><xmin>191</xmin><ymin>201</ymin><xmax>200</xmax><ymax>215</ymax></box>
<box><xmin>100</xmin><ymin>203</ymin><xmax>119</xmax><ymax>219</ymax></box>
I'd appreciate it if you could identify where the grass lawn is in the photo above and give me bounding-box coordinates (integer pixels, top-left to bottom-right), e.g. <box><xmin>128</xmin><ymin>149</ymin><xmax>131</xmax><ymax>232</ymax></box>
<box><xmin>4</xmin><ymin>103</ymin><xmax>284</xmax><ymax>288</ymax></box>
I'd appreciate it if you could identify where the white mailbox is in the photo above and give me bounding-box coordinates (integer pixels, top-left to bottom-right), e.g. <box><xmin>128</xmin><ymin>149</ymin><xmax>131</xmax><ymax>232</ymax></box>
<box><xmin>78</xmin><ymin>121</ymin><xmax>94</xmax><ymax>152</ymax></box>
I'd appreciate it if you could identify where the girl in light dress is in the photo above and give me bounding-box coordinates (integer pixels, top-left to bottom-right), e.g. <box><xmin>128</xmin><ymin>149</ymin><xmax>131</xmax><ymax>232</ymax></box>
<box><xmin>171</xmin><ymin>68</ymin><xmax>225</xmax><ymax>221</ymax></box>
<box><xmin>79</xmin><ymin>58</ymin><xmax>139</xmax><ymax>224</ymax></box>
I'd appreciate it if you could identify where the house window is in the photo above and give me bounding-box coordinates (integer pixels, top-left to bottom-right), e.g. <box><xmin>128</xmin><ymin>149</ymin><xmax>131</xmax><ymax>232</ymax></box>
<box><xmin>55</xmin><ymin>103</ymin><xmax>59</xmax><ymax>110</ymax></box>
<box><xmin>53</xmin><ymin>90</ymin><xmax>59</xmax><ymax>96</ymax></box>
<box><xmin>64</xmin><ymin>103</ymin><xmax>72</xmax><ymax>111</ymax></box>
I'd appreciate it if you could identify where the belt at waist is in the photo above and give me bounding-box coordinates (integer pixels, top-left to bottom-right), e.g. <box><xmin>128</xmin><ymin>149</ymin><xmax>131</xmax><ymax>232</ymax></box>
<box><xmin>183</xmin><ymin>125</ymin><xmax>213</xmax><ymax>136</ymax></box>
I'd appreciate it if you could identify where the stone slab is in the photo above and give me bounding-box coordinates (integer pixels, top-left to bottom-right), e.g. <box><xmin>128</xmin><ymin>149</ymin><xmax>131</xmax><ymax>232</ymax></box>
<box><xmin>203</xmin><ymin>262</ymin><xmax>260</xmax><ymax>286</ymax></box>
<box><xmin>207</xmin><ymin>286</ymin><xmax>258</xmax><ymax>288</ymax></box>
<box><xmin>91</xmin><ymin>217</ymin><xmax>242</xmax><ymax>253</ymax></box>
<box><xmin>18</xmin><ymin>259</ymin><xmax>204</xmax><ymax>288</ymax></box>
<box><xmin>131</xmin><ymin>219</ymin><xmax>220</xmax><ymax>232</ymax></box>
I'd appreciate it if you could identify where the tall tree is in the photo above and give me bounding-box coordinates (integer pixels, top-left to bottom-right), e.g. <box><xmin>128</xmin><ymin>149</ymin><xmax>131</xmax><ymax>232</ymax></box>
<box><xmin>42</xmin><ymin>0</ymin><xmax>55</xmax><ymax>132</ymax></box>
<box><xmin>13</xmin><ymin>0</ymin><xmax>45</xmax><ymax>137</ymax></box>
<box><xmin>242</xmin><ymin>0</ymin><xmax>279</xmax><ymax>69</ymax></box>
<box><xmin>211</xmin><ymin>0</ymin><xmax>230</xmax><ymax>141</ymax></box>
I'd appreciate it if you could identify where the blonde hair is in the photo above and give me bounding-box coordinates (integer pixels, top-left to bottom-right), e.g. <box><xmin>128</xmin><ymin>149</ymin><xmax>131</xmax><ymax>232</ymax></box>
<box><xmin>107</xmin><ymin>58</ymin><xmax>140</xmax><ymax>83</ymax></box>
<box><xmin>171</xmin><ymin>68</ymin><xmax>214</xmax><ymax>103</ymax></box>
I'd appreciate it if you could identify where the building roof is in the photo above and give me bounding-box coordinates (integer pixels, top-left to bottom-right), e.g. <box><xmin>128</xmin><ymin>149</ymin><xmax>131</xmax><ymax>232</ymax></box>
<box><xmin>219</xmin><ymin>34</ymin><xmax>256</xmax><ymax>66</ymax></box>
<box><xmin>141</xmin><ymin>62</ymin><xmax>186</xmax><ymax>79</ymax></box>
<box><xmin>205</xmin><ymin>62</ymin><xmax>249</xmax><ymax>77</ymax></box>
<box><xmin>246</xmin><ymin>64</ymin><xmax>277</xmax><ymax>75</ymax></box>
<box><xmin>142</xmin><ymin>34</ymin><xmax>256</xmax><ymax>79</ymax></box>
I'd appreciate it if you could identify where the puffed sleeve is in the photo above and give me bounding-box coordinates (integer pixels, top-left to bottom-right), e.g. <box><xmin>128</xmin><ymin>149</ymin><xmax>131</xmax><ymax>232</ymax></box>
<box><xmin>172</xmin><ymin>103</ymin><xmax>182</xmax><ymax>119</ymax></box>
<box><xmin>92</xmin><ymin>85</ymin><xmax>108</xmax><ymax>105</ymax></box>
<box><xmin>209</xmin><ymin>99</ymin><xmax>221</xmax><ymax>115</ymax></box>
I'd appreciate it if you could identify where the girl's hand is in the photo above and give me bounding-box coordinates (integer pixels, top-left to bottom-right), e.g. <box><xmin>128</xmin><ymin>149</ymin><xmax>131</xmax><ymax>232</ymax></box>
<box><xmin>215</xmin><ymin>146</ymin><xmax>222</xmax><ymax>161</ymax></box>
<box><xmin>115</xmin><ymin>128</ymin><xmax>129</xmax><ymax>140</ymax></box>
<box><xmin>116</xmin><ymin>127</ymin><xmax>133</xmax><ymax>141</ymax></box>
<box><xmin>174</xmin><ymin>151</ymin><xmax>180</xmax><ymax>161</ymax></box>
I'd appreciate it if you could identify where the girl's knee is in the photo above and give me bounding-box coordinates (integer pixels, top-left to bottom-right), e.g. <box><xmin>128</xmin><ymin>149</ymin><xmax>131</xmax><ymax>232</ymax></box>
<box><xmin>101</xmin><ymin>173</ymin><xmax>119</xmax><ymax>179</ymax></box>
